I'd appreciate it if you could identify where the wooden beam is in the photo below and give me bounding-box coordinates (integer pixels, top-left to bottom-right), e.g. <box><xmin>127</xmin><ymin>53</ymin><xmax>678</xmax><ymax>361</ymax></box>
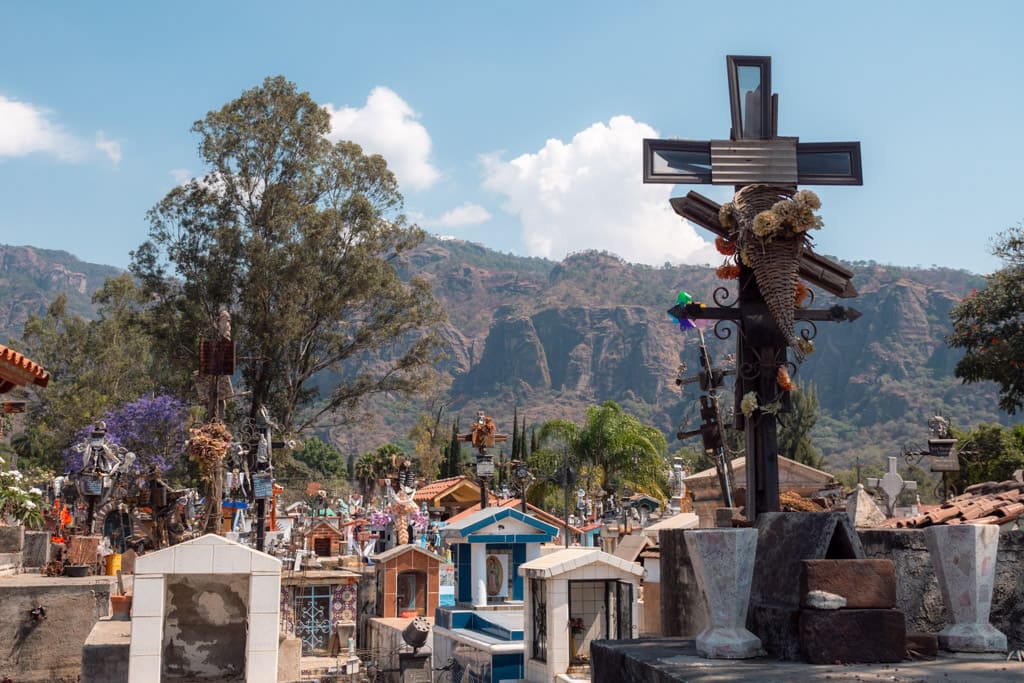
<box><xmin>670</xmin><ymin>192</ymin><xmax>858</xmax><ymax>299</ymax></box>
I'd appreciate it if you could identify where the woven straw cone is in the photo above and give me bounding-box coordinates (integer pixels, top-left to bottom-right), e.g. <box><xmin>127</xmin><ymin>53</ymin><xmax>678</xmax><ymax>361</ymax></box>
<box><xmin>732</xmin><ymin>185</ymin><xmax>805</xmax><ymax>355</ymax></box>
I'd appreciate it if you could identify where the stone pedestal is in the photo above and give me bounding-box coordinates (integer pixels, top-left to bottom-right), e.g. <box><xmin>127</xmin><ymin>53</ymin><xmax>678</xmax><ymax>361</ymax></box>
<box><xmin>924</xmin><ymin>525</ymin><xmax>1007</xmax><ymax>653</ymax></box>
<box><xmin>684</xmin><ymin>528</ymin><xmax>762</xmax><ymax>658</ymax></box>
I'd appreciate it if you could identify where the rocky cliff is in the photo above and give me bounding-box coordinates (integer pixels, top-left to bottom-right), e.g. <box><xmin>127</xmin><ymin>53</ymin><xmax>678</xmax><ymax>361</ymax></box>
<box><xmin>0</xmin><ymin>238</ymin><xmax>1006</xmax><ymax>469</ymax></box>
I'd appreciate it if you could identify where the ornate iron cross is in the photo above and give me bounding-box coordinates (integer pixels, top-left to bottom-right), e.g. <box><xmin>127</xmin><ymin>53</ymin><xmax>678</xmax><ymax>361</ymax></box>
<box><xmin>645</xmin><ymin>56</ymin><xmax>863</xmax><ymax>519</ymax></box>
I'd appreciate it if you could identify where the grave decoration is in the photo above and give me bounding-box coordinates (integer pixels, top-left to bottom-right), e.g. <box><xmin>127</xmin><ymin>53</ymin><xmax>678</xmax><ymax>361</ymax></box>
<box><xmin>648</xmin><ymin>54</ymin><xmax>862</xmax><ymax>518</ymax></box>
<box><xmin>458</xmin><ymin>410</ymin><xmax>508</xmax><ymax>509</ymax></box>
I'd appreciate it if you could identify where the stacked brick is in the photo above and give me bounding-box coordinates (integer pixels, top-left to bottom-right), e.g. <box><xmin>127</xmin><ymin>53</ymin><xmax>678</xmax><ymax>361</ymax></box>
<box><xmin>797</xmin><ymin>559</ymin><xmax>906</xmax><ymax>663</ymax></box>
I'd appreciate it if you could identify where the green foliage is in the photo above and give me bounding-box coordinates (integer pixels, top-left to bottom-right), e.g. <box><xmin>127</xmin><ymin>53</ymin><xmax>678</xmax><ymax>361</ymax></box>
<box><xmin>14</xmin><ymin>276</ymin><xmax>165</xmax><ymax>468</ymax></box>
<box><xmin>294</xmin><ymin>436</ymin><xmax>347</xmax><ymax>478</ymax></box>
<box><xmin>778</xmin><ymin>382</ymin><xmax>824</xmax><ymax>469</ymax></box>
<box><xmin>354</xmin><ymin>442</ymin><xmax>403</xmax><ymax>500</ymax></box>
<box><xmin>130</xmin><ymin>75</ymin><xmax>446</xmax><ymax>432</ymax></box>
<box><xmin>537</xmin><ymin>400</ymin><xmax>668</xmax><ymax>502</ymax></box>
<box><xmin>949</xmin><ymin>423</ymin><xmax>1024</xmax><ymax>491</ymax></box>
<box><xmin>948</xmin><ymin>225</ymin><xmax>1024</xmax><ymax>414</ymax></box>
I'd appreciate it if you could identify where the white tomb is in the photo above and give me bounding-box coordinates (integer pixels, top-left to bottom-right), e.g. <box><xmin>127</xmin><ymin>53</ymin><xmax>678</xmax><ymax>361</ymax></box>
<box><xmin>520</xmin><ymin>547</ymin><xmax>643</xmax><ymax>683</ymax></box>
<box><xmin>128</xmin><ymin>534</ymin><xmax>282</xmax><ymax>682</ymax></box>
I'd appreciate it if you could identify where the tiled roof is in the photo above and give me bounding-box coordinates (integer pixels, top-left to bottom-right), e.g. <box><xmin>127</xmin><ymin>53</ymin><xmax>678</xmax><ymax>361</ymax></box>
<box><xmin>444</xmin><ymin>498</ymin><xmax>582</xmax><ymax>534</ymax></box>
<box><xmin>883</xmin><ymin>477</ymin><xmax>1024</xmax><ymax>528</ymax></box>
<box><xmin>684</xmin><ymin>455</ymin><xmax>833</xmax><ymax>482</ymax></box>
<box><xmin>371</xmin><ymin>544</ymin><xmax>444</xmax><ymax>563</ymax></box>
<box><xmin>519</xmin><ymin>547</ymin><xmax>644</xmax><ymax>578</ymax></box>
<box><xmin>413</xmin><ymin>476</ymin><xmax>495</xmax><ymax>504</ymax></box>
<box><xmin>0</xmin><ymin>344</ymin><xmax>50</xmax><ymax>392</ymax></box>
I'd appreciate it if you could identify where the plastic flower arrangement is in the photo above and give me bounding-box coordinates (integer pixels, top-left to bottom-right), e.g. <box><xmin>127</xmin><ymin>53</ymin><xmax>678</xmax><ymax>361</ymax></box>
<box><xmin>409</xmin><ymin>509</ymin><xmax>430</xmax><ymax>532</ymax></box>
<box><xmin>715</xmin><ymin>264</ymin><xmax>741</xmax><ymax>280</ymax></box>
<box><xmin>777</xmin><ymin>366</ymin><xmax>796</xmax><ymax>392</ymax></box>
<box><xmin>751</xmin><ymin>190</ymin><xmax>823</xmax><ymax>241</ymax></box>
<box><xmin>369</xmin><ymin>509</ymin><xmax>393</xmax><ymax>528</ymax></box>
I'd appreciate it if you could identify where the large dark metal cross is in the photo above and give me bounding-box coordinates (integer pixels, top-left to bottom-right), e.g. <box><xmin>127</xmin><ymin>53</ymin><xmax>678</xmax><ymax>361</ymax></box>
<box><xmin>644</xmin><ymin>55</ymin><xmax>863</xmax><ymax>519</ymax></box>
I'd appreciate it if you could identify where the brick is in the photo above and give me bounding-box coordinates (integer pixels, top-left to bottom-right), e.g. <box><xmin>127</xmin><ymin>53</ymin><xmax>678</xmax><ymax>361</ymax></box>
<box><xmin>801</xmin><ymin>559</ymin><xmax>896</xmax><ymax>609</ymax></box>
<box><xmin>799</xmin><ymin>609</ymin><xmax>905</xmax><ymax>664</ymax></box>
<box><xmin>906</xmin><ymin>631</ymin><xmax>938</xmax><ymax>657</ymax></box>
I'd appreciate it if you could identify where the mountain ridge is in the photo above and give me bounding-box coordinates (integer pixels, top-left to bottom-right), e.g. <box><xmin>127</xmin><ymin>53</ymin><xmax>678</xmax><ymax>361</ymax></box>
<box><xmin>0</xmin><ymin>239</ymin><xmax>1006</xmax><ymax>473</ymax></box>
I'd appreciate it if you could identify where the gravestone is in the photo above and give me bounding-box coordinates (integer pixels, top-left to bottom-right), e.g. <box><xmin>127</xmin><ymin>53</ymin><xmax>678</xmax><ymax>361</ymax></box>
<box><xmin>867</xmin><ymin>456</ymin><xmax>917</xmax><ymax>517</ymax></box>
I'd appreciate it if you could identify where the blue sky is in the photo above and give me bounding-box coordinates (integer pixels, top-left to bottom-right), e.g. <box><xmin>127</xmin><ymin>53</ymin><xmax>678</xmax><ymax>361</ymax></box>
<box><xmin>1</xmin><ymin>2</ymin><xmax>1021</xmax><ymax>274</ymax></box>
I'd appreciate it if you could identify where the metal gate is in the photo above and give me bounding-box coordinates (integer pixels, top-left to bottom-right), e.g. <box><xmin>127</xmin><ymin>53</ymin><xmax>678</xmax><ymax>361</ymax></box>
<box><xmin>294</xmin><ymin>584</ymin><xmax>332</xmax><ymax>654</ymax></box>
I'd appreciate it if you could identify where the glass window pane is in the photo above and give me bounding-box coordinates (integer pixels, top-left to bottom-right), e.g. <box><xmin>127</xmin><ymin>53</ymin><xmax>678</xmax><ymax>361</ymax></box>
<box><xmin>738</xmin><ymin>65</ymin><xmax>764</xmax><ymax>138</ymax></box>
<box><xmin>798</xmin><ymin>151</ymin><xmax>853</xmax><ymax>176</ymax></box>
<box><xmin>651</xmin><ymin>148</ymin><xmax>711</xmax><ymax>179</ymax></box>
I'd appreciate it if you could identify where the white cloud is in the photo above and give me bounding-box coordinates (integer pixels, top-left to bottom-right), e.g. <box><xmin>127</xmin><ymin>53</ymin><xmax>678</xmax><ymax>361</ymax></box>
<box><xmin>0</xmin><ymin>95</ymin><xmax>122</xmax><ymax>166</ymax></box>
<box><xmin>0</xmin><ymin>95</ymin><xmax>82</xmax><ymax>160</ymax></box>
<box><xmin>423</xmin><ymin>202</ymin><xmax>492</xmax><ymax>228</ymax></box>
<box><xmin>325</xmin><ymin>87</ymin><xmax>440</xmax><ymax>192</ymax></box>
<box><xmin>481</xmin><ymin>115</ymin><xmax>718</xmax><ymax>266</ymax></box>
<box><xmin>95</xmin><ymin>131</ymin><xmax>121</xmax><ymax>166</ymax></box>
<box><xmin>169</xmin><ymin>168</ymin><xmax>192</xmax><ymax>185</ymax></box>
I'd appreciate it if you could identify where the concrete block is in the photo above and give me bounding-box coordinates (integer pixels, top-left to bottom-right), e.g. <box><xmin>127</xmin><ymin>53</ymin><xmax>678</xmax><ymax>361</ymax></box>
<box><xmin>799</xmin><ymin>608</ymin><xmax>905</xmax><ymax>664</ymax></box>
<box><xmin>81</xmin><ymin>618</ymin><xmax>130</xmax><ymax>683</ymax></box>
<box><xmin>924</xmin><ymin>525</ymin><xmax>1007</xmax><ymax>652</ymax></box>
<box><xmin>22</xmin><ymin>531</ymin><xmax>51</xmax><ymax>567</ymax></box>
<box><xmin>685</xmin><ymin>528</ymin><xmax>762</xmax><ymax>659</ymax></box>
<box><xmin>0</xmin><ymin>525</ymin><xmax>25</xmax><ymax>552</ymax></box>
<box><xmin>801</xmin><ymin>559</ymin><xmax>896</xmax><ymax>609</ymax></box>
<box><xmin>277</xmin><ymin>634</ymin><xmax>301</xmax><ymax>682</ymax></box>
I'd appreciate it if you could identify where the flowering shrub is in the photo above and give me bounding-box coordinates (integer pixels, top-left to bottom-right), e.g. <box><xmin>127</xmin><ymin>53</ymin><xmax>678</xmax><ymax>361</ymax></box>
<box><xmin>64</xmin><ymin>394</ymin><xmax>189</xmax><ymax>474</ymax></box>
<box><xmin>0</xmin><ymin>461</ymin><xmax>45</xmax><ymax>528</ymax></box>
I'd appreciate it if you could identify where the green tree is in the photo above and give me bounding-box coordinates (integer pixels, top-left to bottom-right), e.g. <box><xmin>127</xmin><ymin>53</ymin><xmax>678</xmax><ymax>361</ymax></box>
<box><xmin>130</xmin><ymin>76</ymin><xmax>445</xmax><ymax>432</ymax></box>
<box><xmin>536</xmin><ymin>400</ymin><xmax>668</xmax><ymax>503</ymax></box>
<box><xmin>440</xmin><ymin>418</ymin><xmax>463</xmax><ymax>479</ymax></box>
<box><xmin>354</xmin><ymin>443</ymin><xmax>403</xmax><ymax>500</ymax></box>
<box><xmin>294</xmin><ymin>436</ymin><xmax>347</xmax><ymax>477</ymax></box>
<box><xmin>778</xmin><ymin>382</ymin><xmax>824</xmax><ymax>469</ymax></box>
<box><xmin>408</xmin><ymin>396</ymin><xmax>448</xmax><ymax>483</ymax></box>
<box><xmin>14</xmin><ymin>276</ymin><xmax>162</xmax><ymax>468</ymax></box>
<box><xmin>949</xmin><ymin>423</ymin><xmax>1024</xmax><ymax>491</ymax></box>
<box><xmin>948</xmin><ymin>225</ymin><xmax>1024</xmax><ymax>413</ymax></box>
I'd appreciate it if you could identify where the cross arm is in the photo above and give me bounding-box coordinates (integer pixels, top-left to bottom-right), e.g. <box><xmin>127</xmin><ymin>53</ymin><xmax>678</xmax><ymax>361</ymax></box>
<box><xmin>668</xmin><ymin>303</ymin><xmax>861</xmax><ymax>323</ymax></box>
<box><xmin>670</xmin><ymin>192</ymin><xmax>859</xmax><ymax>299</ymax></box>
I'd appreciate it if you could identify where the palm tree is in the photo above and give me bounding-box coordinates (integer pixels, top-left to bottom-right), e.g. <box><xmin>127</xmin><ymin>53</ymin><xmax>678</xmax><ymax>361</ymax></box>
<box><xmin>536</xmin><ymin>401</ymin><xmax>668</xmax><ymax>506</ymax></box>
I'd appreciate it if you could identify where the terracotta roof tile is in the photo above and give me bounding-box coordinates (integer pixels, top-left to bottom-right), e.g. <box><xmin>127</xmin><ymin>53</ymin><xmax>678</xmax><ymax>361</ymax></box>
<box><xmin>413</xmin><ymin>476</ymin><xmax>478</xmax><ymax>502</ymax></box>
<box><xmin>892</xmin><ymin>480</ymin><xmax>1024</xmax><ymax>529</ymax></box>
<box><xmin>0</xmin><ymin>344</ymin><xmax>50</xmax><ymax>390</ymax></box>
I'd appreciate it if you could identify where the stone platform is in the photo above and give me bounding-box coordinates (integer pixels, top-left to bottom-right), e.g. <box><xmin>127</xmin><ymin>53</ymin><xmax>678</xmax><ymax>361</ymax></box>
<box><xmin>591</xmin><ymin>638</ymin><xmax>1022</xmax><ymax>683</ymax></box>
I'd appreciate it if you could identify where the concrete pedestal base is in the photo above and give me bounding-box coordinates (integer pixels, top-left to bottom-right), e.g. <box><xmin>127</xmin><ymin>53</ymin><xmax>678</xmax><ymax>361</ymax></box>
<box><xmin>697</xmin><ymin>626</ymin><xmax>763</xmax><ymax>659</ymax></box>
<box><xmin>938</xmin><ymin>623</ymin><xmax>1007</xmax><ymax>654</ymax></box>
<box><xmin>924</xmin><ymin>525</ymin><xmax>1007</xmax><ymax>653</ymax></box>
<box><xmin>685</xmin><ymin>528</ymin><xmax>763</xmax><ymax>659</ymax></box>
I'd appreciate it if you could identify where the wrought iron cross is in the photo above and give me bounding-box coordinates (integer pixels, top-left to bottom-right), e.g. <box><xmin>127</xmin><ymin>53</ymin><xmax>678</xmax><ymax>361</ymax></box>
<box><xmin>645</xmin><ymin>56</ymin><xmax>863</xmax><ymax>519</ymax></box>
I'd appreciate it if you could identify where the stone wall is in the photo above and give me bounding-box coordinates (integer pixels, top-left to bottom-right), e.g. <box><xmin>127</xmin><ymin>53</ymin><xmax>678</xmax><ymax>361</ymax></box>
<box><xmin>0</xmin><ymin>575</ymin><xmax>114</xmax><ymax>682</ymax></box>
<box><xmin>859</xmin><ymin>528</ymin><xmax>1024</xmax><ymax>650</ymax></box>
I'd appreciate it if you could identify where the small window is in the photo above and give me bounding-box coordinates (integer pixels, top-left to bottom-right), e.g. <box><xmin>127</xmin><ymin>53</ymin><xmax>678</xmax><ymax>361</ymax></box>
<box><xmin>643</xmin><ymin>139</ymin><xmax>712</xmax><ymax>184</ymax></box>
<box><xmin>531</xmin><ymin>579</ymin><xmax>547</xmax><ymax>662</ymax></box>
